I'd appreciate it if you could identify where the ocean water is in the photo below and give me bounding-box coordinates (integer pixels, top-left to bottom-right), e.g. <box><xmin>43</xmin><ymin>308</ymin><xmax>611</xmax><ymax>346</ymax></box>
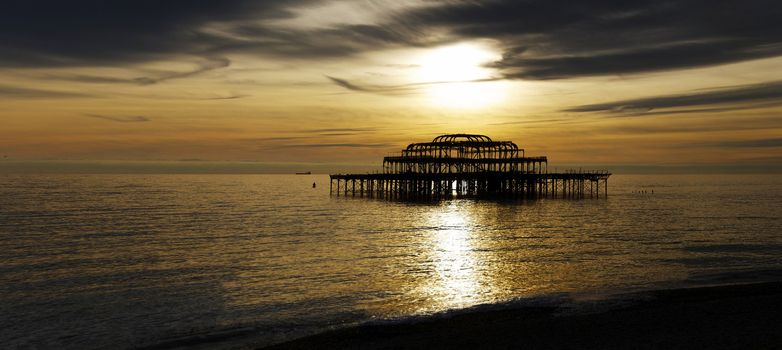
<box><xmin>1</xmin><ymin>174</ymin><xmax>781</xmax><ymax>349</ymax></box>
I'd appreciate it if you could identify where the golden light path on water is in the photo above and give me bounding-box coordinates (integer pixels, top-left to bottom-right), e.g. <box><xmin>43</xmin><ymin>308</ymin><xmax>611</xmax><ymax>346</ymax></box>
<box><xmin>3</xmin><ymin>174</ymin><xmax>782</xmax><ymax>349</ymax></box>
<box><xmin>423</xmin><ymin>201</ymin><xmax>486</xmax><ymax>309</ymax></box>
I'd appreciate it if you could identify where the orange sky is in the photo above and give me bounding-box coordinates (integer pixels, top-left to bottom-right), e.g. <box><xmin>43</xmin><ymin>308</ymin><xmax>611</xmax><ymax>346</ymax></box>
<box><xmin>1</xmin><ymin>1</ymin><xmax>781</xmax><ymax>173</ymax></box>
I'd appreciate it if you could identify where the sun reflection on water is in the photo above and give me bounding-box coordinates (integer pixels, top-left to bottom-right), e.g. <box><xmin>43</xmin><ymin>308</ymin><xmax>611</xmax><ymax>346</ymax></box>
<box><xmin>425</xmin><ymin>201</ymin><xmax>486</xmax><ymax>309</ymax></box>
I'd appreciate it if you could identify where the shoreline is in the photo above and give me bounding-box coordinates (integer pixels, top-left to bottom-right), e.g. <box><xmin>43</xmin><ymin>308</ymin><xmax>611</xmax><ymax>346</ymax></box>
<box><xmin>263</xmin><ymin>281</ymin><xmax>782</xmax><ymax>349</ymax></box>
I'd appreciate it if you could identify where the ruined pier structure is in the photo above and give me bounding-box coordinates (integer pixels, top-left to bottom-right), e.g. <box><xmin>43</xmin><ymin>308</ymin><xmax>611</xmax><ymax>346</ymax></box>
<box><xmin>329</xmin><ymin>134</ymin><xmax>610</xmax><ymax>199</ymax></box>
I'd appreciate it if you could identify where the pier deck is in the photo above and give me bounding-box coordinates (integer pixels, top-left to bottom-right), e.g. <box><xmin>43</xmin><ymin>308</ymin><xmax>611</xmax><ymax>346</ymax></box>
<box><xmin>329</xmin><ymin>134</ymin><xmax>610</xmax><ymax>200</ymax></box>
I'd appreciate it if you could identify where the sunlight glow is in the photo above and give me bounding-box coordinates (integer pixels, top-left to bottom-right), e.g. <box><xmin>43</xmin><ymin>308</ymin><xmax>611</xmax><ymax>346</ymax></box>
<box><xmin>426</xmin><ymin>81</ymin><xmax>509</xmax><ymax>109</ymax></box>
<box><xmin>415</xmin><ymin>42</ymin><xmax>507</xmax><ymax>108</ymax></box>
<box><xmin>427</xmin><ymin>202</ymin><xmax>482</xmax><ymax>308</ymax></box>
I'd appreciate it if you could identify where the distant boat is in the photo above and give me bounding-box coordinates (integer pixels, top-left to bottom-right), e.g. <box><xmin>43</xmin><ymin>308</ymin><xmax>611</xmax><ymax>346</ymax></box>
<box><xmin>295</xmin><ymin>171</ymin><xmax>311</xmax><ymax>175</ymax></box>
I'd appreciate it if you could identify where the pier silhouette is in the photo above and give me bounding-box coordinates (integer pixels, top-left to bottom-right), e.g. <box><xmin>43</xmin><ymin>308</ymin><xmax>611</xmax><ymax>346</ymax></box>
<box><xmin>330</xmin><ymin>134</ymin><xmax>610</xmax><ymax>200</ymax></box>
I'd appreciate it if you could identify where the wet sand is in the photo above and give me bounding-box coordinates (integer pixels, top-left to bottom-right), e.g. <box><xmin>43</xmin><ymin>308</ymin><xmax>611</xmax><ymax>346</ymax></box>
<box><xmin>264</xmin><ymin>282</ymin><xmax>782</xmax><ymax>350</ymax></box>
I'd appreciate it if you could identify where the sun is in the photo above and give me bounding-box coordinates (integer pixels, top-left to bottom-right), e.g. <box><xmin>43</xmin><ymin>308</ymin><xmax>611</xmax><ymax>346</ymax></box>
<box><xmin>415</xmin><ymin>42</ymin><xmax>507</xmax><ymax>108</ymax></box>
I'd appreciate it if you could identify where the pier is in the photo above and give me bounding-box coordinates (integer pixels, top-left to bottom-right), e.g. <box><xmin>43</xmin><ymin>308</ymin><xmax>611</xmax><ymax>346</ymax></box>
<box><xmin>329</xmin><ymin>134</ymin><xmax>610</xmax><ymax>200</ymax></box>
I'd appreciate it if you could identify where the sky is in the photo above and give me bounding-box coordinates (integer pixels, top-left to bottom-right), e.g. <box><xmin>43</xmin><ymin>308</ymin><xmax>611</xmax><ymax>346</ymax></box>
<box><xmin>1</xmin><ymin>0</ymin><xmax>781</xmax><ymax>173</ymax></box>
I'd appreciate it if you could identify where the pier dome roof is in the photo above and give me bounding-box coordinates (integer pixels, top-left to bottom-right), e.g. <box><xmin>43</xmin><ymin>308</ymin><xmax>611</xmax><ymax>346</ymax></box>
<box><xmin>405</xmin><ymin>134</ymin><xmax>519</xmax><ymax>153</ymax></box>
<box><xmin>432</xmin><ymin>134</ymin><xmax>493</xmax><ymax>143</ymax></box>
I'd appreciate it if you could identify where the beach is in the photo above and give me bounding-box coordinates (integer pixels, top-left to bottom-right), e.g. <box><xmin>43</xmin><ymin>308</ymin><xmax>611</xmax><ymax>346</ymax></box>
<box><xmin>266</xmin><ymin>281</ymin><xmax>782</xmax><ymax>349</ymax></box>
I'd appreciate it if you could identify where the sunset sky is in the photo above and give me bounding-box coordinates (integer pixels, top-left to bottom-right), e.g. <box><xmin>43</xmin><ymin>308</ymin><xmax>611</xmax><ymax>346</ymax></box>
<box><xmin>2</xmin><ymin>0</ymin><xmax>781</xmax><ymax>173</ymax></box>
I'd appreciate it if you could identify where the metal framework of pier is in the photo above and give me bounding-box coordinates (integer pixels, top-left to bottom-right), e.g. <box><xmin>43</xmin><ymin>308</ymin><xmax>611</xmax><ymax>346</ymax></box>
<box><xmin>330</xmin><ymin>134</ymin><xmax>610</xmax><ymax>200</ymax></box>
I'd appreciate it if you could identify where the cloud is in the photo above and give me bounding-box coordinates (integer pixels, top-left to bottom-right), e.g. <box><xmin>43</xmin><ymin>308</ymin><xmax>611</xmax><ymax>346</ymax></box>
<box><xmin>601</xmin><ymin>105</ymin><xmax>772</xmax><ymax>117</ymax></box>
<box><xmin>0</xmin><ymin>85</ymin><xmax>90</xmax><ymax>98</ymax></box>
<box><xmin>400</xmin><ymin>0</ymin><xmax>782</xmax><ymax>79</ymax></box>
<box><xmin>48</xmin><ymin>57</ymin><xmax>230</xmax><ymax>85</ymax></box>
<box><xmin>85</xmin><ymin>114</ymin><xmax>150</xmax><ymax>122</ymax></box>
<box><xmin>276</xmin><ymin>143</ymin><xmax>392</xmax><ymax>148</ymax></box>
<box><xmin>322</xmin><ymin>0</ymin><xmax>782</xmax><ymax>79</ymax></box>
<box><xmin>0</xmin><ymin>1</ymin><xmax>314</xmax><ymax>67</ymax></box>
<box><xmin>304</xmin><ymin>128</ymin><xmax>377</xmax><ymax>133</ymax></box>
<box><xmin>325</xmin><ymin>75</ymin><xmax>425</xmax><ymax>95</ymax></box>
<box><xmin>136</xmin><ymin>57</ymin><xmax>230</xmax><ymax>85</ymax></box>
<box><xmin>488</xmin><ymin>118</ymin><xmax>569</xmax><ymax>126</ymax></box>
<box><xmin>606</xmin><ymin>120</ymin><xmax>781</xmax><ymax>134</ymax></box>
<box><xmin>326</xmin><ymin>76</ymin><xmax>371</xmax><ymax>92</ymax></box>
<box><xmin>3</xmin><ymin>0</ymin><xmax>782</xmax><ymax>82</ymax></box>
<box><xmin>492</xmin><ymin>40</ymin><xmax>779</xmax><ymax>80</ymax></box>
<box><xmin>325</xmin><ymin>75</ymin><xmax>499</xmax><ymax>95</ymax></box>
<box><xmin>714</xmin><ymin>138</ymin><xmax>782</xmax><ymax>148</ymax></box>
<box><xmin>0</xmin><ymin>0</ymin><xmax>403</xmax><ymax>68</ymax></box>
<box><xmin>252</xmin><ymin>136</ymin><xmax>308</xmax><ymax>142</ymax></box>
<box><xmin>565</xmin><ymin>80</ymin><xmax>782</xmax><ymax>113</ymax></box>
<box><xmin>200</xmin><ymin>93</ymin><xmax>247</xmax><ymax>100</ymax></box>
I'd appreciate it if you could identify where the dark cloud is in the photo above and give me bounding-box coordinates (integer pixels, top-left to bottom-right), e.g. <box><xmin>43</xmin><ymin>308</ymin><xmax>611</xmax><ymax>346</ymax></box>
<box><xmin>46</xmin><ymin>57</ymin><xmax>230</xmax><ymax>86</ymax></box>
<box><xmin>134</xmin><ymin>57</ymin><xmax>231</xmax><ymax>85</ymax></box>
<box><xmin>203</xmin><ymin>24</ymin><xmax>385</xmax><ymax>59</ymax></box>
<box><xmin>326</xmin><ymin>75</ymin><xmax>498</xmax><ymax>95</ymax></box>
<box><xmin>325</xmin><ymin>75</ymin><xmax>426</xmax><ymax>95</ymax></box>
<box><xmin>85</xmin><ymin>114</ymin><xmax>150</xmax><ymax>123</ymax></box>
<box><xmin>401</xmin><ymin>0</ymin><xmax>782</xmax><ymax>79</ymax></box>
<box><xmin>253</xmin><ymin>137</ymin><xmax>308</xmax><ymax>142</ymax></box>
<box><xmin>493</xmin><ymin>40</ymin><xmax>781</xmax><ymax>80</ymax></box>
<box><xmin>0</xmin><ymin>1</ymin><xmax>312</xmax><ymax>66</ymax></box>
<box><xmin>715</xmin><ymin>138</ymin><xmax>782</xmax><ymax>148</ymax></box>
<box><xmin>0</xmin><ymin>85</ymin><xmax>90</xmax><ymax>98</ymax></box>
<box><xmin>49</xmin><ymin>75</ymin><xmax>138</xmax><ymax>84</ymax></box>
<box><xmin>320</xmin><ymin>0</ymin><xmax>782</xmax><ymax>79</ymax></box>
<box><xmin>326</xmin><ymin>76</ymin><xmax>371</xmax><ymax>92</ymax></box>
<box><xmin>565</xmin><ymin>80</ymin><xmax>782</xmax><ymax>114</ymax></box>
<box><xmin>606</xmin><ymin>102</ymin><xmax>782</xmax><ymax>117</ymax></box>
<box><xmin>3</xmin><ymin>0</ymin><xmax>782</xmax><ymax>81</ymax></box>
<box><xmin>199</xmin><ymin>94</ymin><xmax>247</xmax><ymax>100</ymax></box>
<box><xmin>276</xmin><ymin>143</ymin><xmax>391</xmax><ymax>149</ymax></box>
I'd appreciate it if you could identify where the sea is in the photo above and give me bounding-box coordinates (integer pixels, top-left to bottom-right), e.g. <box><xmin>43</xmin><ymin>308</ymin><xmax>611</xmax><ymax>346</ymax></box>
<box><xmin>1</xmin><ymin>174</ymin><xmax>781</xmax><ymax>349</ymax></box>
